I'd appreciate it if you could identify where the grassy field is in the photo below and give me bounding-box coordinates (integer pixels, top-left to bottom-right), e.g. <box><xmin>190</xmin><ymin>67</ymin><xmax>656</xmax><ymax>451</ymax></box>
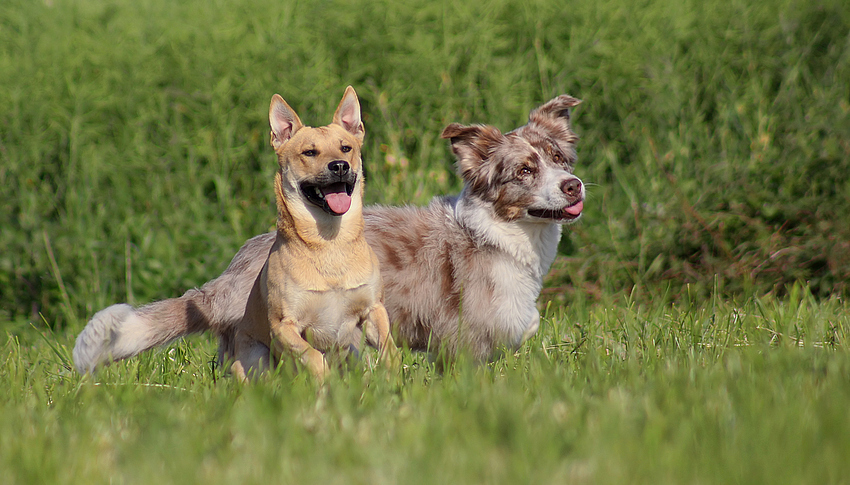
<box><xmin>2</xmin><ymin>0</ymin><xmax>850</xmax><ymax>482</ymax></box>
<box><xmin>4</xmin><ymin>286</ymin><xmax>850</xmax><ymax>483</ymax></box>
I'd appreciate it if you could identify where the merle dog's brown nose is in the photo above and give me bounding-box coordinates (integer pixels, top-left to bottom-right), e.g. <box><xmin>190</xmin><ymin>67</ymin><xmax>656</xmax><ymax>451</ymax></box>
<box><xmin>561</xmin><ymin>178</ymin><xmax>582</xmax><ymax>199</ymax></box>
<box><xmin>328</xmin><ymin>160</ymin><xmax>350</xmax><ymax>178</ymax></box>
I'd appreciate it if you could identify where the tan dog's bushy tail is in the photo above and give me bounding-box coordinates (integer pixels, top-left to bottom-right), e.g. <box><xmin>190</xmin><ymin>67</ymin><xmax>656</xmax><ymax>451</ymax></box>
<box><xmin>73</xmin><ymin>232</ymin><xmax>275</xmax><ymax>374</ymax></box>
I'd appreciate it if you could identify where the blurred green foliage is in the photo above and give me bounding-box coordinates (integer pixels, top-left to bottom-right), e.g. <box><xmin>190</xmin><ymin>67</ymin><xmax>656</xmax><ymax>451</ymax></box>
<box><xmin>1</xmin><ymin>0</ymin><xmax>848</xmax><ymax>328</ymax></box>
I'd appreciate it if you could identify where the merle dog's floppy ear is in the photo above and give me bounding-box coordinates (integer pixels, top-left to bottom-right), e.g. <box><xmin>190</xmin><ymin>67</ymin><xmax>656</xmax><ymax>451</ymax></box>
<box><xmin>333</xmin><ymin>86</ymin><xmax>365</xmax><ymax>142</ymax></box>
<box><xmin>528</xmin><ymin>94</ymin><xmax>582</xmax><ymax>132</ymax></box>
<box><xmin>269</xmin><ymin>94</ymin><xmax>304</xmax><ymax>150</ymax></box>
<box><xmin>441</xmin><ymin>123</ymin><xmax>504</xmax><ymax>189</ymax></box>
<box><xmin>441</xmin><ymin>123</ymin><xmax>503</xmax><ymax>168</ymax></box>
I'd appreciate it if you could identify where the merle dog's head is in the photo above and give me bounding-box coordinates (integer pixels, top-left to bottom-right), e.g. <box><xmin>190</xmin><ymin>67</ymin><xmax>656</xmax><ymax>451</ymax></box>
<box><xmin>441</xmin><ymin>95</ymin><xmax>585</xmax><ymax>224</ymax></box>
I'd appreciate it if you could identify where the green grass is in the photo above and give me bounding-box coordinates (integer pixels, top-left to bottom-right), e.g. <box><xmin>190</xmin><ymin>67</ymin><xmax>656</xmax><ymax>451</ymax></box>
<box><xmin>3</xmin><ymin>0</ymin><xmax>850</xmax><ymax>482</ymax></box>
<box><xmin>3</xmin><ymin>286</ymin><xmax>850</xmax><ymax>484</ymax></box>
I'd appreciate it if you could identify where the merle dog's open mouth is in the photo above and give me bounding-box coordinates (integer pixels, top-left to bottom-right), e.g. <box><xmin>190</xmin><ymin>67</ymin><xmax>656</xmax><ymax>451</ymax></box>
<box><xmin>301</xmin><ymin>180</ymin><xmax>356</xmax><ymax>216</ymax></box>
<box><xmin>528</xmin><ymin>200</ymin><xmax>584</xmax><ymax>221</ymax></box>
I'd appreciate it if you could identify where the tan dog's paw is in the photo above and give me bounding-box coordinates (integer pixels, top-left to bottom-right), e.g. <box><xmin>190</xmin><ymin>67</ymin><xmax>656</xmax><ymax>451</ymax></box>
<box><xmin>303</xmin><ymin>348</ymin><xmax>331</xmax><ymax>383</ymax></box>
<box><xmin>379</xmin><ymin>335</ymin><xmax>402</xmax><ymax>371</ymax></box>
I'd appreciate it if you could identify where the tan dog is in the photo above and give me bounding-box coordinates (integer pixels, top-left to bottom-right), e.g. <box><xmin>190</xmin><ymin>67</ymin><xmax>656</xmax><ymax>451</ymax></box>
<box><xmin>229</xmin><ymin>86</ymin><xmax>397</xmax><ymax>381</ymax></box>
<box><xmin>74</xmin><ymin>87</ymin><xmax>398</xmax><ymax>381</ymax></box>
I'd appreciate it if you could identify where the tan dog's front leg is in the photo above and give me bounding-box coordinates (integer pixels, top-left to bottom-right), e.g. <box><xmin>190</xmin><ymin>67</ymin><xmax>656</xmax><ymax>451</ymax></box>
<box><xmin>271</xmin><ymin>319</ymin><xmax>330</xmax><ymax>382</ymax></box>
<box><xmin>364</xmin><ymin>303</ymin><xmax>401</xmax><ymax>369</ymax></box>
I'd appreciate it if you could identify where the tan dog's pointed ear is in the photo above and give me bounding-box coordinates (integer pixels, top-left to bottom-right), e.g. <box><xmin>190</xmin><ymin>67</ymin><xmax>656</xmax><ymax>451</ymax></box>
<box><xmin>528</xmin><ymin>94</ymin><xmax>582</xmax><ymax>132</ymax></box>
<box><xmin>441</xmin><ymin>123</ymin><xmax>504</xmax><ymax>187</ymax></box>
<box><xmin>333</xmin><ymin>86</ymin><xmax>364</xmax><ymax>142</ymax></box>
<box><xmin>270</xmin><ymin>94</ymin><xmax>303</xmax><ymax>150</ymax></box>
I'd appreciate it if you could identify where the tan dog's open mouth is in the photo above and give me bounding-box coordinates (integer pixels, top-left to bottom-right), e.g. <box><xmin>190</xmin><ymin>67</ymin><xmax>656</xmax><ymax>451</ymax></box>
<box><xmin>301</xmin><ymin>180</ymin><xmax>356</xmax><ymax>216</ymax></box>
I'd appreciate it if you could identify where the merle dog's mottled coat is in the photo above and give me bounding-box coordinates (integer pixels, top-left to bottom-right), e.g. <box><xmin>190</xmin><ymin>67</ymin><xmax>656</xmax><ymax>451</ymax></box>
<box><xmin>73</xmin><ymin>94</ymin><xmax>585</xmax><ymax>371</ymax></box>
<box><xmin>366</xmin><ymin>95</ymin><xmax>585</xmax><ymax>359</ymax></box>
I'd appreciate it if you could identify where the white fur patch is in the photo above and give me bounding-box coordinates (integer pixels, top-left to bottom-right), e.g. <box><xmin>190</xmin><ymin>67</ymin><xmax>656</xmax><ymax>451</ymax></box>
<box><xmin>73</xmin><ymin>303</ymin><xmax>137</xmax><ymax>373</ymax></box>
<box><xmin>455</xmin><ymin>193</ymin><xmax>561</xmax><ymax>273</ymax></box>
<box><xmin>454</xmin><ymin>194</ymin><xmax>563</xmax><ymax>346</ymax></box>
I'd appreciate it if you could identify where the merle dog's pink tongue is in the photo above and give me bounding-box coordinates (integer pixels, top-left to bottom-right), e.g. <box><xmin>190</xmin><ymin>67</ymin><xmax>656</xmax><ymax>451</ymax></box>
<box><xmin>564</xmin><ymin>200</ymin><xmax>583</xmax><ymax>216</ymax></box>
<box><xmin>322</xmin><ymin>183</ymin><xmax>351</xmax><ymax>214</ymax></box>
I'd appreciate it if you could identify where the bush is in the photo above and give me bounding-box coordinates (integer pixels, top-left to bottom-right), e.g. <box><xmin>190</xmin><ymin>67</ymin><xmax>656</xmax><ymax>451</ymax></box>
<box><xmin>561</xmin><ymin>0</ymin><xmax>850</xmax><ymax>297</ymax></box>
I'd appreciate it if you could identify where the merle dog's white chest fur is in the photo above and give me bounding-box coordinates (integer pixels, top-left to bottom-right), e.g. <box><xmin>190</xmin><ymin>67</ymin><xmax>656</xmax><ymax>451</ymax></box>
<box><xmin>456</xmin><ymin>197</ymin><xmax>562</xmax><ymax>348</ymax></box>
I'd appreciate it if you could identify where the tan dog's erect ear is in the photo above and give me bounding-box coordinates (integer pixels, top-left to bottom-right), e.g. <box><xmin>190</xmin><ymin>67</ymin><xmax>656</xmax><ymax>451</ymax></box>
<box><xmin>332</xmin><ymin>86</ymin><xmax>364</xmax><ymax>142</ymax></box>
<box><xmin>441</xmin><ymin>123</ymin><xmax>505</xmax><ymax>190</ymax></box>
<box><xmin>528</xmin><ymin>94</ymin><xmax>582</xmax><ymax>132</ymax></box>
<box><xmin>269</xmin><ymin>94</ymin><xmax>304</xmax><ymax>151</ymax></box>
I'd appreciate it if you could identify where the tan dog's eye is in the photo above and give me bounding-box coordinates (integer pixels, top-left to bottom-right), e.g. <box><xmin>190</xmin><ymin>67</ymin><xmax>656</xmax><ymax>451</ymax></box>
<box><xmin>341</xmin><ymin>145</ymin><xmax>352</xmax><ymax>153</ymax></box>
<box><xmin>302</xmin><ymin>149</ymin><xmax>318</xmax><ymax>157</ymax></box>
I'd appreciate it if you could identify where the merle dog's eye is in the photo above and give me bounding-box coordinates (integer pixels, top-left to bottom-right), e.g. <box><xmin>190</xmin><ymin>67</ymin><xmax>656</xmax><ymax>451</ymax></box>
<box><xmin>341</xmin><ymin>145</ymin><xmax>352</xmax><ymax>153</ymax></box>
<box><xmin>519</xmin><ymin>166</ymin><xmax>534</xmax><ymax>176</ymax></box>
<box><xmin>555</xmin><ymin>153</ymin><xmax>574</xmax><ymax>167</ymax></box>
<box><xmin>302</xmin><ymin>149</ymin><xmax>317</xmax><ymax>157</ymax></box>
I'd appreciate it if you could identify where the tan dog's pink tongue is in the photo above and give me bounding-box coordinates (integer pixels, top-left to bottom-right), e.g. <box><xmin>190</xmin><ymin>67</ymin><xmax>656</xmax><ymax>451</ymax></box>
<box><xmin>564</xmin><ymin>201</ymin><xmax>583</xmax><ymax>216</ymax></box>
<box><xmin>322</xmin><ymin>183</ymin><xmax>352</xmax><ymax>214</ymax></box>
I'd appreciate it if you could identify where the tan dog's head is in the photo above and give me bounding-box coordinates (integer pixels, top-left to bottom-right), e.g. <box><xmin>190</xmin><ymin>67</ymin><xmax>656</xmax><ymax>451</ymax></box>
<box><xmin>269</xmin><ymin>86</ymin><xmax>365</xmax><ymax>231</ymax></box>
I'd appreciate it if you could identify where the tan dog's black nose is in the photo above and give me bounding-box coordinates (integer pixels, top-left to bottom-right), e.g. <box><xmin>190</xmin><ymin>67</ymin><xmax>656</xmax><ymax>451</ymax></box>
<box><xmin>560</xmin><ymin>178</ymin><xmax>582</xmax><ymax>198</ymax></box>
<box><xmin>328</xmin><ymin>161</ymin><xmax>350</xmax><ymax>178</ymax></box>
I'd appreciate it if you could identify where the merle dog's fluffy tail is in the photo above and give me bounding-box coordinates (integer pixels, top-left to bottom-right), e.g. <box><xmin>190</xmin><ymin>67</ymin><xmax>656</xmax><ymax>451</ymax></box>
<box><xmin>73</xmin><ymin>232</ymin><xmax>276</xmax><ymax>374</ymax></box>
<box><xmin>73</xmin><ymin>292</ymin><xmax>211</xmax><ymax>374</ymax></box>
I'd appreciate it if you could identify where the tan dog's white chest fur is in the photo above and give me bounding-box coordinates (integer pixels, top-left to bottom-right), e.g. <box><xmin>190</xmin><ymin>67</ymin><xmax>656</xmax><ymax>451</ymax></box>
<box><xmin>231</xmin><ymin>87</ymin><xmax>398</xmax><ymax>381</ymax></box>
<box><xmin>242</xmin><ymin>239</ymin><xmax>384</xmax><ymax>350</ymax></box>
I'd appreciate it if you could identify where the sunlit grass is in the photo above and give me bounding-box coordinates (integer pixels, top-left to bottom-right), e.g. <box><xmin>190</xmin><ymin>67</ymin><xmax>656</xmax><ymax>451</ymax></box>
<box><xmin>3</xmin><ymin>287</ymin><xmax>850</xmax><ymax>484</ymax></box>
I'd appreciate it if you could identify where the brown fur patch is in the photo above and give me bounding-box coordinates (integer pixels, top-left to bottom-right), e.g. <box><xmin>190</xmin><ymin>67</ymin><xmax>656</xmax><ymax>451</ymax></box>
<box><xmin>382</xmin><ymin>241</ymin><xmax>404</xmax><ymax>271</ymax></box>
<box><xmin>441</xmin><ymin>123</ymin><xmax>505</xmax><ymax>195</ymax></box>
<box><xmin>440</xmin><ymin>249</ymin><xmax>461</xmax><ymax>316</ymax></box>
